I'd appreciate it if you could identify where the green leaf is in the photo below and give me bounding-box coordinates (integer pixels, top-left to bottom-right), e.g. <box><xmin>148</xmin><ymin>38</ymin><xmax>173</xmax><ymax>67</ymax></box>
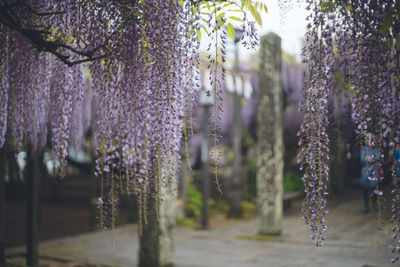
<box><xmin>263</xmin><ymin>3</ymin><xmax>268</xmax><ymax>13</ymax></box>
<box><xmin>255</xmin><ymin>10</ymin><xmax>262</xmax><ymax>25</ymax></box>
<box><xmin>201</xmin><ymin>25</ymin><xmax>209</xmax><ymax>35</ymax></box>
<box><xmin>188</xmin><ymin>27</ymin><xmax>195</xmax><ymax>36</ymax></box>
<box><xmin>229</xmin><ymin>16</ymin><xmax>243</xmax><ymax>22</ymax></box>
<box><xmin>211</xmin><ymin>7</ymin><xmax>219</xmax><ymax>14</ymax></box>
<box><xmin>203</xmin><ymin>2</ymin><xmax>211</xmax><ymax>11</ymax></box>
<box><xmin>320</xmin><ymin>1</ymin><xmax>335</xmax><ymax>13</ymax></box>
<box><xmin>218</xmin><ymin>18</ymin><xmax>226</xmax><ymax>28</ymax></box>
<box><xmin>249</xmin><ymin>6</ymin><xmax>262</xmax><ymax>26</ymax></box>
<box><xmin>227</xmin><ymin>22</ymin><xmax>235</xmax><ymax>40</ymax></box>
<box><xmin>245</xmin><ymin>0</ymin><xmax>251</xmax><ymax>10</ymax></box>
<box><xmin>197</xmin><ymin>29</ymin><xmax>202</xmax><ymax>41</ymax></box>
<box><xmin>216</xmin><ymin>12</ymin><xmax>225</xmax><ymax>21</ymax></box>
<box><xmin>185</xmin><ymin>20</ymin><xmax>194</xmax><ymax>29</ymax></box>
<box><xmin>248</xmin><ymin>4</ymin><xmax>256</xmax><ymax>18</ymax></box>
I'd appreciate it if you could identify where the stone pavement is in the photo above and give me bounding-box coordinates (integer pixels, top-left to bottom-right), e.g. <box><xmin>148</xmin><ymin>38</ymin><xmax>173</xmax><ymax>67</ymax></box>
<box><xmin>8</xmin><ymin>192</ymin><xmax>395</xmax><ymax>267</ymax></box>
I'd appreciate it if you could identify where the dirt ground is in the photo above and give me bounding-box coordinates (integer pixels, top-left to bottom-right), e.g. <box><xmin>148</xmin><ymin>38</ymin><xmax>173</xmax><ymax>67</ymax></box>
<box><xmin>6</xmin><ymin>187</ymin><xmax>396</xmax><ymax>267</ymax></box>
<box><xmin>5</xmin><ymin>199</ymin><xmax>132</xmax><ymax>248</ymax></box>
<box><xmin>7</xmin><ymin>185</ymin><xmax>392</xmax><ymax>267</ymax></box>
<box><xmin>7</xmin><ymin>256</ymin><xmax>101</xmax><ymax>267</ymax></box>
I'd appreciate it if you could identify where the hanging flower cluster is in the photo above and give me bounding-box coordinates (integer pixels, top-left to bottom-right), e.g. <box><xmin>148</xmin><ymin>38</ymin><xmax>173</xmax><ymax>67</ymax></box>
<box><xmin>91</xmin><ymin>0</ymin><xmax>198</xmax><ymax>230</ymax></box>
<box><xmin>0</xmin><ymin>0</ymin><xmax>111</xmax><ymax>169</ymax></box>
<box><xmin>0</xmin><ymin>0</ymin><xmax>198</xmax><ymax>231</ymax></box>
<box><xmin>197</xmin><ymin>1</ymin><xmax>262</xmax><ymax>192</ymax></box>
<box><xmin>299</xmin><ymin>0</ymin><xmax>400</xmax><ymax>253</ymax></box>
<box><xmin>298</xmin><ymin>0</ymin><xmax>337</xmax><ymax>247</ymax></box>
<box><xmin>0</xmin><ymin>0</ymin><xmax>263</xmax><ymax>232</ymax></box>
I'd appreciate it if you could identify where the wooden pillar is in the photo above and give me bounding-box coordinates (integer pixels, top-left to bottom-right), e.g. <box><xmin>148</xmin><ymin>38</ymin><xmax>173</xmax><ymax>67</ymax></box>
<box><xmin>201</xmin><ymin>105</ymin><xmax>210</xmax><ymax>229</ymax></box>
<box><xmin>0</xmin><ymin>147</ymin><xmax>5</xmax><ymax>265</ymax></box>
<box><xmin>257</xmin><ymin>33</ymin><xmax>284</xmax><ymax>235</ymax></box>
<box><xmin>229</xmin><ymin>76</ymin><xmax>243</xmax><ymax>218</ymax></box>
<box><xmin>176</xmin><ymin>148</ymin><xmax>190</xmax><ymax>219</ymax></box>
<box><xmin>26</xmin><ymin>146</ymin><xmax>40</xmax><ymax>266</ymax></box>
<box><xmin>330</xmin><ymin>135</ymin><xmax>346</xmax><ymax>193</ymax></box>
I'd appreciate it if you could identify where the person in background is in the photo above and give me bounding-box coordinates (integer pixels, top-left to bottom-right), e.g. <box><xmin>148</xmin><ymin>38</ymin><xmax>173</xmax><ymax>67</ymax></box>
<box><xmin>360</xmin><ymin>133</ymin><xmax>380</xmax><ymax>213</ymax></box>
<box><xmin>396</xmin><ymin>144</ymin><xmax>400</xmax><ymax>175</ymax></box>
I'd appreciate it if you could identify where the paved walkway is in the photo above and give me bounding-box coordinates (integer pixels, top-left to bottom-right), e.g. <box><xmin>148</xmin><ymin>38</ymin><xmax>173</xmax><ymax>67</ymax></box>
<box><xmin>8</xmin><ymin>192</ymin><xmax>395</xmax><ymax>267</ymax></box>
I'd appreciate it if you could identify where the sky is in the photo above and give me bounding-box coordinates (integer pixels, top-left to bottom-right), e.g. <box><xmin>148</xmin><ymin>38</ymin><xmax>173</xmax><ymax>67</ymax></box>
<box><xmin>199</xmin><ymin>1</ymin><xmax>308</xmax><ymax>98</ymax></box>
<box><xmin>199</xmin><ymin>0</ymin><xmax>308</xmax><ymax>59</ymax></box>
<box><xmin>258</xmin><ymin>1</ymin><xmax>308</xmax><ymax>58</ymax></box>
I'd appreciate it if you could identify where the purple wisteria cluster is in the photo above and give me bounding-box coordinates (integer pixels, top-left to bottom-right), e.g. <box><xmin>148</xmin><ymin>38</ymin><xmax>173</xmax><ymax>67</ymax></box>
<box><xmin>0</xmin><ymin>0</ymin><xmax>262</xmax><ymax>233</ymax></box>
<box><xmin>299</xmin><ymin>0</ymin><xmax>400</xmax><ymax>256</ymax></box>
<box><xmin>199</xmin><ymin>1</ymin><xmax>260</xmax><ymax>192</ymax></box>
<box><xmin>0</xmin><ymin>0</ymin><xmax>199</xmax><ymax>231</ymax></box>
<box><xmin>90</xmin><ymin>0</ymin><xmax>198</xmax><ymax>231</ymax></box>
<box><xmin>0</xmin><ymin>0</ymin><xmax>111</xmax><ymax>172</ymax></box>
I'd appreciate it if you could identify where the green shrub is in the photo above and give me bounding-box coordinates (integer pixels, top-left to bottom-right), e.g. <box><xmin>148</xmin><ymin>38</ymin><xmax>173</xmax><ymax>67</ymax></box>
<box><xmin>175</xmin><ymin>217</ymin><xmax>196</xmax><ymax>227</ymax></box>
<box><xmin>283</xmin><ymin>171</ymin><xmax>304</xmax><ymax>192</ymax></box>
<box><xmin>241</xmin><ymin>200</ymin><xmax>257</xmax><ymax>213</ymax></box>
<box><xmin>212</xmin><ymin>200</ymin><xmax>229</xmax><ymax>213</ymax></box>
<box><xmin>184</xmin><ymin>184</ymin><xmax>202</xmax><ymax>218</ymax></box>
<box><xmin>183</xmin><ymin>184</ymin><xmax>217</xmax><ymax>219</ymax></box>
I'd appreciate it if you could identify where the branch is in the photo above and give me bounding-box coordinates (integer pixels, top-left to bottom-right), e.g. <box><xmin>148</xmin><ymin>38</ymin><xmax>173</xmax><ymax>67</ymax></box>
<box><xmin>0</xmin><ymin>0</ymin><xmax>106</xmax><ymax>66</ymax></box>
<box><xmin>0</xmin><ymin>0</ymin><xmax>65</xmax><ymax>16</ymax></box>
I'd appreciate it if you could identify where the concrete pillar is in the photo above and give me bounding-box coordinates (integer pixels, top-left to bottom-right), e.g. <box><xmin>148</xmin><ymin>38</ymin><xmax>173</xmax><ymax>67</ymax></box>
<box><xmin>138</xmin><ymin>160</ymin><xmax>176</xmax><ymax>267</ymax></box>
<box><xmin>138</xmin><ymin>184</ymin><xmax>160</xmax><ymax>267</ymax></box>
<box><xmin>257</xmin><ymin>32</ymin><xmax>284</xmax><ymax>235</ymax></box>
<box><xmin>159</xmin><ymin>163</ymin><xmax>177</xmax><ymax>267</ymax></box>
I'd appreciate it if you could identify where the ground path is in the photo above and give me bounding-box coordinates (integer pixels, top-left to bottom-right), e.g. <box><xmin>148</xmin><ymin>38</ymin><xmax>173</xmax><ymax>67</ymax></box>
<box><xmin>7</xmin><ymin>189</ymin><xmax>395</xmax><ymax>267</ymax></box>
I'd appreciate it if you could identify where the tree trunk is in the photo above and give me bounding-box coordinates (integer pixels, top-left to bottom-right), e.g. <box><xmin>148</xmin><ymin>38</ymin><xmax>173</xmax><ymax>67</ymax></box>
<box><xmin>257</xmin><ymin>33</ymin><xmax>284</xmax><ymax>235</ymax></box>
<box><xmin>159</xmin><ymin>172</ymin><xmax>176</xmax><ymax>267</ymax></box>
<box><xmin>138</xmin><ymin>185</ymin><xmax>160</xmax><ymax>267</ymax></box>
<box><xmin>138</xmin><ymin>166</ymin><xmax>176</xmax><ymax>267</ymax></box>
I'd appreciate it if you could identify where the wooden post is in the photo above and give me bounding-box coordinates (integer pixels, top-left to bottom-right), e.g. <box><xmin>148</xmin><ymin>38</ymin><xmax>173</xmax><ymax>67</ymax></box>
<box><xmin>201</xmin><ymin>105</ymin><xmax>210</xmax><ymax>229</ymax></box>
<box><xmin>330</xmin><ymin>135</ymin><xmax>346</xmax><ymax>193</ymax></box>
<box><xmin>229</xmin><ymin>71</ymin><xmax>243</xmax><ymax>218</ymax></box>
<box><xmin>26</xmin><ymin>145</ymin><xmax>40</xmax><ymax>266</ymax></box>
<box><xmin>176</xmin><ymin>148</ymin><xmax>190</xmax><ymax>219</ymax></box>
<box><xmin>228</xmin><ymin>31</ymin><xmax>244</xmax><ymax>218</ymax></box>
<box><xmin>0</xmin><ymin>147</ymin><xmax>5</xmax><ymax>265</ymax></box>
<box><xmin>257</xmin><ymin>33</ymin><xmax>284</xmax><ymax>235</ymax></box>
